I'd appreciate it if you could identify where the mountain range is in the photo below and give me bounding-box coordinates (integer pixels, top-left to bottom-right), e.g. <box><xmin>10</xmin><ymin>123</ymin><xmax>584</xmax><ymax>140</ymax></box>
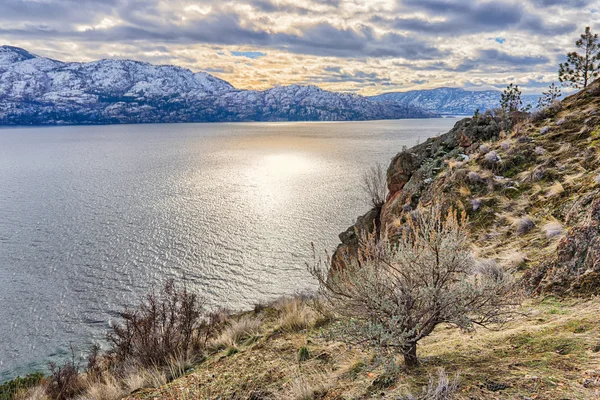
<box><xmin>0</xmin><ymin>46</ymin><xmax>540</xmax><ymax>125</ymax></box>
<box><xmin>370</xmin><ymin>87</ymin><xmax>539</xmax><ymax>116</ymax></box>
<box><xmin>0</xmin><ymin>46</ymin><xmax>433</xmax><ymax>125</ymax></box>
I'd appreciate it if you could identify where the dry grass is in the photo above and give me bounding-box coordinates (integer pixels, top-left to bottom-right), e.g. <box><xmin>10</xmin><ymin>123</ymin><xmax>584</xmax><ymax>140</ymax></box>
<box><xmin>127</xmin><ymin>297</ymin><xmax>600</xmax><ymax>400</ymax></box>
<box><xmin>546</xmin><ymin>181</ymin><xmax>565</xmax><ymax>198</ymax></box>
<box><xmin>122</xmin><ymin>367</ymin><xmax>167</xmax><ymax>393</ymax></box>
<box><xmin>208</xmin><ymin>314</ymin><xmax>263</xmax><ymax>351</ymax></box>
<box><xmin>79</xmin><ymin>374</ymin><xmax>123</xmax><ymax>400</ymax></box>
<box><xmin>276</xmin><ymin>297</ymin><xmax>318</xmax><ymax>333</ymax></box>
<box><xmin>284</xmin><ymin>368</ymin><xmax>335</xmax><ymax>400</ymax></box>
<box><xmin>542</xmin><ymin>220</ymin><xmax>565</xmax><ymax>239</ymax></box>
<box><xmin>16</xmin><ymin>385</ymin><xmax>49</xmax><ymax>400</ymax></box>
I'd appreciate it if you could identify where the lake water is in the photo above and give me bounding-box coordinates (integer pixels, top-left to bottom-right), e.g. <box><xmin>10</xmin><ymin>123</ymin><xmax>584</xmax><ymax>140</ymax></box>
<box><xmin>0</xmin><ymin>118</ymin><xmax>457</xmax><ymax>381</ymax></box>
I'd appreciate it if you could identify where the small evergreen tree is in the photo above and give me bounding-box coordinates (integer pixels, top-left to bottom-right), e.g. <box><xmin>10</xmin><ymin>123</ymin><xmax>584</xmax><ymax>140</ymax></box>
<box><xmin>501</xmin><ymin>83</ymin><xmax>529</xmax><ymax>113</ymax></box>
<box><xmin>537</xmin><ymin>83</ymin><xmax>562</xmax><ymax>109</ymax></box>
<box><xmin>559</xmin><ymin>26</ymin><xmax>600</xmax><ymax>89</ymax></box>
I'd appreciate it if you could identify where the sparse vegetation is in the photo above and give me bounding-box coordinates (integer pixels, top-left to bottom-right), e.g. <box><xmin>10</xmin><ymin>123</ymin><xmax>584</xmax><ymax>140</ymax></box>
<box><xmin>5</xmin><ymin>70</ymin><xmax>600</xmax><ymax>400</ymax></box>
<box><xmin>361</xmin><ymin>162</ymin><xmax>388</xmax><ymax>208</ymax></box>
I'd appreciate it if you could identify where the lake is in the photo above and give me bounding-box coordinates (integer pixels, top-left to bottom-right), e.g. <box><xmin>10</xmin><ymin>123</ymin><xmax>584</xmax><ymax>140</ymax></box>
<box><xmin>0</xmin><ymin>118</ymin><xmax>457</xmax><ymax>381</ymax></box>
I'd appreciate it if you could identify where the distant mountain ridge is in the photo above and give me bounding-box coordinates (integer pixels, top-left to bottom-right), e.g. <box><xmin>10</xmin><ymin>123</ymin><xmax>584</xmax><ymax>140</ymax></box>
<box><xmin>0</xmin><ymin>46</ymin><xmax>434</xmax><ymax>125</ymax></box>
<box><xmin>370</xmin><ymin>87</ymin><xmax>539</xmax><ymax>115</ymax></box>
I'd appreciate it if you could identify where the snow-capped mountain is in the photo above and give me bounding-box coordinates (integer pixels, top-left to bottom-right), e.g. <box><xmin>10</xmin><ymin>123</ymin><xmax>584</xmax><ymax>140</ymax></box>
<box><xmin>370</xmin><ymin>87</ymin><xmax>539</xmax><ymax>116</ymax></box>
<box><xmin>0</xmin><ymin>46</ymin><xmax>433</xmax><ymax>125</ymax></box>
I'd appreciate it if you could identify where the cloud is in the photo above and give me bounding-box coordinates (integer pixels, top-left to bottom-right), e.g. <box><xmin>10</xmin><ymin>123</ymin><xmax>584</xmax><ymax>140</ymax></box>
<box><xmin>477</xmin><ymin>49</ymin><xmax>550</xmax><ymax>67</ymax></box>
<box><xmin>0</xmin><ymin>0</ymin><xmax>593</xmax><ymax>95</ymax></box>
<box><xmin>377</xmin><ymin>0</ymin><xmax>576</xmax><ymax>35</ymax></box>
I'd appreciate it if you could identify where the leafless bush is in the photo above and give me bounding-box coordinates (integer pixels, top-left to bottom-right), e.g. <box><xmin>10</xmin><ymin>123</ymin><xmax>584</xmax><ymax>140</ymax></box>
<box><xmin>108</xmin><ymin>279</ymin><xmax>205</xmax><ymax>368</ymax></box>
<box><xmin>46</xmin><ymin>349</ymin><xmax>83</xmax><ymax>400</ymax></box>
<box><xmin>309</xmin><ymin>205</ymin><xmax>516</xmax><ymax>367</ymax></box>
<box><xmin>361</xmin><ymin>163</ymin><xmax>388</xmax><ymax>208</ymax></box>
<box><xmin>402</xmin><ymin>369</ymin><xmax>460</xmax><ymax>400</ymax></box>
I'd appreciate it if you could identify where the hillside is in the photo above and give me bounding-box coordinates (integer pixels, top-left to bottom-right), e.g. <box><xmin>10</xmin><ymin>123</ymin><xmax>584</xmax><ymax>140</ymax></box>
<box><xmin>370</xmin><ymin>87</ymin><xmax>539</xmax><ymax>116</ymax></box>
<box><xmin>7</xmin><ymin>81</ymin><xmax>600</xmax><ymax>400</ymax></box>
<box><xmin>149</xmin><ymin>80</ymin><xmax>600</xmax><ymax>399</ymax></box>
<box><xmin>0</xmin><ymin>46</ymin><xmax>433</xmax><ymax>125</ymax></box>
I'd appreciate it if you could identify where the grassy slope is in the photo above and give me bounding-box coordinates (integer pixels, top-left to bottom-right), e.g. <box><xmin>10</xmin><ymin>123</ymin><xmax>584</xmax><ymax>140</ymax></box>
<box><xmin>127</xmin><ymin>297</ymin><xmax>600</xmax><ymax>399</ymax></box>
<box><xmin>127</xmin><ymin>84</ymin><xmax>600</xmax><ymax>399</ymax></box>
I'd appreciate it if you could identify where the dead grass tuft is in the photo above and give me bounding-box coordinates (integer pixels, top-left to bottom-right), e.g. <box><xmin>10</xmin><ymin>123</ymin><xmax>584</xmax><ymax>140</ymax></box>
<box><xmin>208</xmin><ymin>315</ymin><xmax>262</xmax><ymax>351</ymax></box>
<box><xmin>276</xmin><ymin>297</ymin><xmax>318</xmax><ymax>333</ymax></box>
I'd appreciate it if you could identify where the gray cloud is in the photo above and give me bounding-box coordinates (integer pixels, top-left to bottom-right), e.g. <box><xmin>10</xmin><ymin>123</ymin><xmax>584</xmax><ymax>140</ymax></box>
<box><xmin>0</xmin><ymin>0</ymin><xmax>594</xmax><ymax>94</ymax></box>
<box><xmin>380</xmin><ymin>0</ymin><xmax>577</xmax><ymax>35</ymax></box>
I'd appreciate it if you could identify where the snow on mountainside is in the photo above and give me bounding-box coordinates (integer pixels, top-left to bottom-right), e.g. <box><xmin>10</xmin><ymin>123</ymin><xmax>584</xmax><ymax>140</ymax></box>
<box><xmin>0</xmin><ymin>46</ymin><xmax>433</xmax><ymax>125</ymax></box>
<box><xmin>370</xmin><ymin>87</ymin><xmax>539</xmax><ymax>116</ymax></box>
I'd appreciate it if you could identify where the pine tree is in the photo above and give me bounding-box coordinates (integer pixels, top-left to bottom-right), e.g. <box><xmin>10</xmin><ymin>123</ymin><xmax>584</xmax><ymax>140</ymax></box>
<box><xmin>559</xmin><ymin>26</ymin><xmax>600</xmax><ymax>89</ymax></box>
<box><xmin>537</xmin><ymin>83</ymin><xmax>562</xmax><ymax>109</ymax></box>
<box><xmin>501</xmin><ymin>83</ymin><xmax>528</xmax><ymax>113</ymax></box>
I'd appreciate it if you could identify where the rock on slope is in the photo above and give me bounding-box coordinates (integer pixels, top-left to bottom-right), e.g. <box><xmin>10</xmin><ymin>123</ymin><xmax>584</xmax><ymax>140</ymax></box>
<box><xmin>338</xmin><ymin>79</ymin><xmax>600</xmax><ymax>296</ymax></box>
<box><xmin>0</xmin><ymin>46</ymin><xmax>434</xmax><ymax>125</ymax></box>
<box><xmin>370</xmin><ymin>87</ymin><xmax>539</xmax><ymax>115</ymax></box>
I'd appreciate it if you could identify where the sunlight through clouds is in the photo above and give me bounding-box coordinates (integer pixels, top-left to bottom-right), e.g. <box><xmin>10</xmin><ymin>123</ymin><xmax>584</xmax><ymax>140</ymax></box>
<box><xmin>0</xmin><ymin>0</ymin><xmax>597</xmax><ymax>94</ymax></box>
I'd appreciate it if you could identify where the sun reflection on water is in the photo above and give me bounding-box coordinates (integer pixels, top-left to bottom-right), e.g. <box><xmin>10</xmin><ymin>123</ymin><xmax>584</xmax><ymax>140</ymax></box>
<box><xmin>246</xmin><ymin>153</ymin><xmax>319</xmax><ymax>212</ymax></box>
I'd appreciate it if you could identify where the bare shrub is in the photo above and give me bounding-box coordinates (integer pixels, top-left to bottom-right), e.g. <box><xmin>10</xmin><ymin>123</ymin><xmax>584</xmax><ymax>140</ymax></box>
<box><xmin>309</xmin><ymin>205</ymin><xmax>516</xmax><ymax>367</ymax></box>
<box><xmin>46</xmin><ymin>352</ymin><xmax>83</xmax><ymax>400</ymax></box>
<box><xmin>402</xmin><ymin>369</ymin><xmax>460</xmax><ymax>400</ymax></box>
<box><xmin>108</xmin><ymin>279</ymin><xmax>205</xmax><ymax>368</ymax></box>
<box><xmin>361</xmin><ymin>163</ymin><xmax>388</xmax><ymax>208</ymax></box>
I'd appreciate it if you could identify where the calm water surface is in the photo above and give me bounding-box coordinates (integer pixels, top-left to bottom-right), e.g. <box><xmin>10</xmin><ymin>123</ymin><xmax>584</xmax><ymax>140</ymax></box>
<box><xmin>0</xmin><ymin>119</ymin><xmax>457</xmax><ymax>381</ymax></box>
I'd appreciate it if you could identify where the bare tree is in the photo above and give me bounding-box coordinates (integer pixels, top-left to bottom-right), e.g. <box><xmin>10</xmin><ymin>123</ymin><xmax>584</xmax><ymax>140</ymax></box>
<box><xmin>309</xmin><ymin>205</ymin><xmax>516</xmax><ymax>367</ymax></box>
<box><xmin>361</xmin><ymin>163</ymin><xmax>388</xmax><ymax>209</ymax></box>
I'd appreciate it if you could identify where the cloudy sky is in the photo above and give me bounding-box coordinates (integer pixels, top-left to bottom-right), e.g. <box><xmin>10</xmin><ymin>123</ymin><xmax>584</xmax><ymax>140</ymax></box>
<box><xmin>1</xmin><ymin>0</ymin><xmax>598</xmax><ymax>94</ymax></box>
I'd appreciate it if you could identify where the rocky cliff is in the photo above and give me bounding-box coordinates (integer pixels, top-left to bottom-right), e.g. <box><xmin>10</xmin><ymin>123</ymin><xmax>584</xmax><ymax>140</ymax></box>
<box><xmin>337</xmin><ymin>79</ymin><xmax>600</xmax><ymax>296</ymax></box>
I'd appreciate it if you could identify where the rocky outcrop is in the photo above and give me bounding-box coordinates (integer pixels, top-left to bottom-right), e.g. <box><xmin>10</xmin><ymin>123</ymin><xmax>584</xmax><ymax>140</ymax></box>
<box><xmin>333</xmin><ymin>113</ymin><xmax>504</xmax><ymax>270</ymax></box>
<box><xmin>527</xmin><ymin>194</ymin><xmax>600</xmax><ymax>295</ymax></box>
<box><xmin>380</xmin><ymin>115</ymin><xmax>503</xmax><ymax>233</ymax></box>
